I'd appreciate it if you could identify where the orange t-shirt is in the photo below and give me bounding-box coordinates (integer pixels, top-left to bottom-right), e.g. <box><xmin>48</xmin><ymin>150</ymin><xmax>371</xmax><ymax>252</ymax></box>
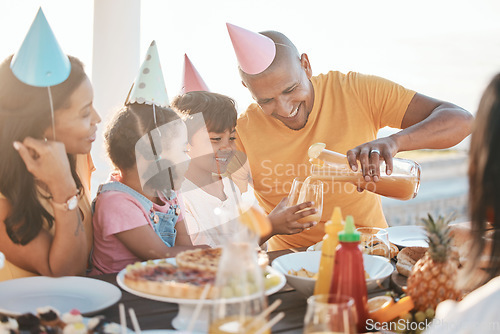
<box><xmin>233</xmin><ymin>71</ymin><xmax>416</xmax><ymax>251</ymax></box>
<box><xmin>0</xmin><ymin>154</ymin><xmax>95</xmax><ymax>281</ymax></box>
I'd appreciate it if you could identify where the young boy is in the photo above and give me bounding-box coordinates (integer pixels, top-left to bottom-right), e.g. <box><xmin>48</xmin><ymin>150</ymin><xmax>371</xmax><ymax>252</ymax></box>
<box><xmin>172</xmin><ymin>91</ymin><xmax>318</xmax><ymax>247</ymax></box>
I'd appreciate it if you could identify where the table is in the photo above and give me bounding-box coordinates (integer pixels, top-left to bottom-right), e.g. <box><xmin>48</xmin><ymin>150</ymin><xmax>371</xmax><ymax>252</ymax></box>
<box><xmin>92</xmin><ymin>248</ymin><xmax>397</xmax><ymax>333</ymax></box>
<box><xmin>93</xmin><ymin>248</ymin><xmax>307</xmax><ymax>333</ymax></box>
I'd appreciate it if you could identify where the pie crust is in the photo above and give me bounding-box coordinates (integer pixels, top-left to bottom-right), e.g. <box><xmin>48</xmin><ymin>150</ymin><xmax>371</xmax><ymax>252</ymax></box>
<box><xmin>123</xmin><ymin>261</ymin><xmax>216</xmax><ymax>299</ymax></box>
<box><xmin>175</xmin><ymin>248</ymin><xmax>223</xmax><ymax>273</ymax></box>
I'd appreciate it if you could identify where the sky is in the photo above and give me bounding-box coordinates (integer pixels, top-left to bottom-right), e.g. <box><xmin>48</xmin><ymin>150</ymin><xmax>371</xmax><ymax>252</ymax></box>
<box><xmin>3</xmin><ymin>0</ymin><xmax>500</xmax><ymax>114</ymax></box>
<box><xmin>2</xmin><ymin>0</ymin><xmax>500</xmax><ymax>188</ymax></box>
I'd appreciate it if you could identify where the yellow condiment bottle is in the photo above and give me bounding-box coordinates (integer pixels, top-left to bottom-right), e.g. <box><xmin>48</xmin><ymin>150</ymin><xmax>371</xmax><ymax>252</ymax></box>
<box><xmin>313</xmin><ymin>206</ymin><xmax>344</xmax><ymax>295</ymax></box>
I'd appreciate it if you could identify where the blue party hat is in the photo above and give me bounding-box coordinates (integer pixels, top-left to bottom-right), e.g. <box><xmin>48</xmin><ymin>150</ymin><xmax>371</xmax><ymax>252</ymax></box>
<box><xmin>10</xmin><ymin>8</ymin><xmax>71</xmax><ymax>87</ymax></box>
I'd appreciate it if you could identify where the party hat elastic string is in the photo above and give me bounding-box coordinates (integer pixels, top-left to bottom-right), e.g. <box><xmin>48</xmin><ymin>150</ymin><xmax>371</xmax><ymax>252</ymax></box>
<box><xmin>47</xmin><ymin>86</ymin><xmax>56</xmax><ymax>140</ymax></box>
<box><xmin>152</xmin><ymin>104</ymin><xmax>161</xmax><ymax>137</ymax></box>
<box><xmin>147</xmin><ymin>131</ymin><xmax>162</xmax><ymax>171</ymax></box>
<box><xmin>168</xmin><ymin>167</ymin><xmax>174</xmax><ymax>191</ymax></box>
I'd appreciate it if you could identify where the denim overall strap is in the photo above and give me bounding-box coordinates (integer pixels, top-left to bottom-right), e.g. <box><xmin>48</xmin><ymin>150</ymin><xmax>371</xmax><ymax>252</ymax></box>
<box><xmin>91</xmin><ymin>181</ymin><xmax>153</xmax><ymax>214</ymax></box>
<box><xmin>150</xmin><ymin>211</ymin><xmax>178</xmax><ymax>247</ymax></box>
<box><xmin>159</xmin><ymin>189</ymin><xmax>177</xmax><ymax>202</ymax></box>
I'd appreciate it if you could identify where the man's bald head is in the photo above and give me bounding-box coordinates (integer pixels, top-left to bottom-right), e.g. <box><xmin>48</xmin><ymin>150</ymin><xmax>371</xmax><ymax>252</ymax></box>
<box><xmin>239</xmin><ymin>30</ymin><xmax>301</xmax><ymax>80</ymax></box>
<box><xmin>238</xmin><ymin>30</ymin><xmax>314</xmax><ymax>130</ymax></box>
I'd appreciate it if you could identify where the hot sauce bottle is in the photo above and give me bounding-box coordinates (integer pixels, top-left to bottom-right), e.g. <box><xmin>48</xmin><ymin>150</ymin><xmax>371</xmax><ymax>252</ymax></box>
<box><xmin>313</xmin><ymin>206</ymin><xmax>344</xmax><ymax>295</ymax></box>
<box><xmin>329</xmin><ymin>215</ymin><xmax>369</xmax><ymax>333</ymax></box>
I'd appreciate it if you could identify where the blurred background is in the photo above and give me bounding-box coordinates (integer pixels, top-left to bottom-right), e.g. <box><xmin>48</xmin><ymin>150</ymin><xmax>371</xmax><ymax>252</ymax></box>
<box><xmin>2</xmin><ymin>0</ymin><xmax>499</xmax><ymax>225</ymax></box>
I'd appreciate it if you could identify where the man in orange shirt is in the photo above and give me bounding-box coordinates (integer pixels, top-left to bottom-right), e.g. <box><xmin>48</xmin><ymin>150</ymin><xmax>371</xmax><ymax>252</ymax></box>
<box><xmin>227</xmin><ymin>25</ymin><xmax>473</xmax><ymax>250</ymax></box>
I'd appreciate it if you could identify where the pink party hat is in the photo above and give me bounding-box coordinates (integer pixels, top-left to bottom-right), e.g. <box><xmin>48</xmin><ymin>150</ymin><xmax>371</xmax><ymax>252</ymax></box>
<box><xmin>180</xmin><ymin>54</ymin><xmax>209</xmax><ymax>94</ymax></box>
<box><xmin>126</xmin><ymin>40</ymin><xmax>169</xmax><ymax>107</ymax></box>
<box><xmin>226</xmin><ymin>23</ymin><xmax>276</xmax><ymax>75</ymax></box>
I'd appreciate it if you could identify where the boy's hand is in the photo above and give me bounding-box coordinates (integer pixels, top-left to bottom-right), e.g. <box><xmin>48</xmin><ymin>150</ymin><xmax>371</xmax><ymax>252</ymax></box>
<box><xmin>268</xmin><ymin>197</ymin><xmax>318</xmax><ymax>235</ymax></box>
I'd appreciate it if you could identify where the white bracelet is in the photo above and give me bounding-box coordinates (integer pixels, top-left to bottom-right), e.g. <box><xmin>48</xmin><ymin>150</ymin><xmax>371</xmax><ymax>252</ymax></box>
<box><xmin>50</xmin><ymin>189</ymin><xmax>81</xmax><ymax>211</ymax></box>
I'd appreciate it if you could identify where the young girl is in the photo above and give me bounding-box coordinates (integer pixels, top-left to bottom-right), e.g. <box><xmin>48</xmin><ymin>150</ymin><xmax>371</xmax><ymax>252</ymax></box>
<box><xmin>171</xmin><ymin>91</ymin><xmax>318</xmax><ymax>247</ymax></box>
<box><xmin>0</xmin><ymin>55</ymin><xmax>100</xmax><ymax>281</ymax></box>
<box><xmin>90</xmin><ymin>103</ymin><xmax>200</xmax><ymax>275</ymax></box>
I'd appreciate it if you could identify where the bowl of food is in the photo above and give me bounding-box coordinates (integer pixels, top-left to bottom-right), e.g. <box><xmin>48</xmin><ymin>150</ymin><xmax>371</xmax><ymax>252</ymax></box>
<box><xmin>271</xmin><ymin>251</ymin><xmax>394</xmax><ymax>297</ymax></box>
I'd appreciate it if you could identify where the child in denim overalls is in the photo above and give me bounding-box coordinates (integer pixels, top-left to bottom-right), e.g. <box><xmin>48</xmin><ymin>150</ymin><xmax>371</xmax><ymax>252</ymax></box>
<box><xmin>90</xmin><ymin>103</ymin><xmax>202</xmax><ymax>275</ymax></box>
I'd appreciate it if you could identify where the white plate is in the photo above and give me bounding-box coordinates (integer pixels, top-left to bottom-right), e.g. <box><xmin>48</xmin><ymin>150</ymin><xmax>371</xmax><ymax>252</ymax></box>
<box><xmin>117</xmin><ymin>258</ymin><xmax>285</xmax><ymax>332</ymax></box>
<box><xmin>386</xmin><ymin>226</ymin><xmax>428</xmax><ymax>247</ymax></box>
<box><xmin>0</xmin><ymin>276</ymin><xmax>122</xmax><ymax>315</ymax></box>
<box><xmin>271</xmin><ymin>251</ymin><xmax>394</xmax><ymax>296</ymax></box>
<box><xmin>116</xmin><ymin>258</ymin><xmax>286</xmax><ymax>305</ymax></box>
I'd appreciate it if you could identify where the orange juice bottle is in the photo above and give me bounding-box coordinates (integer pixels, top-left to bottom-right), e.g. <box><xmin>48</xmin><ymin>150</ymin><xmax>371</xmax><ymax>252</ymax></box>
<box><xmin>308</xmin><ymin>143</ymin><xmax>421</xmax><ymax>201</ymax></box>
<box><xmin>313</xmin><ymin>207</ymin><xmax>344</xmax><ymax>295</ymax></box>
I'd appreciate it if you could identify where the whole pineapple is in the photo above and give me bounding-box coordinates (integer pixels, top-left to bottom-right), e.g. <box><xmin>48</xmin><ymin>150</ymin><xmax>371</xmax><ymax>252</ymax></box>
<box><xmin>407</xmin><ymin>214</ymin><xmax>462</xmax><ymax>311</ymax></box>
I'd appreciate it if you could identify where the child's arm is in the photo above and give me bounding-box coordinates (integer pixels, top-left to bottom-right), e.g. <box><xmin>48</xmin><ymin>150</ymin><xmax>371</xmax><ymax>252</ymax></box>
<box><xmin>172</xmin><ymin>218</ymin><xmax>193</xmax><ymax>246</ymax></box>
<box><xmin>115</xmin><ymin>226</ymin><xmax>205</xmax><ymax>259</ymax></box>
<box><xmin>94</xmin><ymin>192</ymin><xmax>170</xmax><ymax>260</ymax></box>
<box><xmin>259</xmin><ymin>197</ymin><xmax>317</xmax><ymax>245</ymax></box>
<box><xmin>115</xmin><ymin>225</ymin><xmax>172</xmax><ymax>259</ymax></box>
<box><xmin>94</xmin><ymin>192</ymin><xmax>202</xmax><ymax>263</ymax></box>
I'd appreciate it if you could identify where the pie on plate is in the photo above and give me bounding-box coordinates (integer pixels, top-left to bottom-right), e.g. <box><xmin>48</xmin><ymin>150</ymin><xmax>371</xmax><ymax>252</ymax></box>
<box><xmin>175</xmin><ymin>248</ymin><xmax>222</xmax><ymax>273</ymax></box>
<box><xmin>123</xmin><ymin>261</ymin><xmax>216</xmax><ymax>299</ymax></box>
<box><xmin>122</xmin><ymin>248</ymin><xmax>285</xmax><ymax>300</ymax></box>
<box><xmin>124</xmin><ymin>248</ymin><xmax>223</xmax><ymax>299</ymax></box>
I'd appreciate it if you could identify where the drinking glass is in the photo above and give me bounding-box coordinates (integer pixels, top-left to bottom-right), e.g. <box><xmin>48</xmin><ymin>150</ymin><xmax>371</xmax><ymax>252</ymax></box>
<box><xmin>0</xmin><ymin>252</ymin><xmax>4</xmax><ymax>269</ymax></box>
<box><xmin>356</xmin><ymin>227</ymin><xmax>391</xmax><ymax>261</ymax></box>
<box><xmin>303</xmin><ymin>294</ymin><xmax>357</xmax><ymax>334</ymax></box>
<box><xmin>287</xmin><ymin>177</ymin><xmax>323</xmax><ymax>224</ymax></box>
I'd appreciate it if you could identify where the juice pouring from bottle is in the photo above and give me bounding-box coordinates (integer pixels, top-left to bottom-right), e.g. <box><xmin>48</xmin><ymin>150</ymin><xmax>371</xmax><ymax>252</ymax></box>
<box><xmin>308</xmin><ymin>143</ymin><xmax>421</xmax><ymax>200</ymax></box>
<box><xmin>313</xmin><ymin>206</ymin><xmax>344</xmax><ymax>295</ymax></box>
<box><xmin>329</xmin><ymin>215</ymin><xmax>369</xmax><ymax>333</ymax></box>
